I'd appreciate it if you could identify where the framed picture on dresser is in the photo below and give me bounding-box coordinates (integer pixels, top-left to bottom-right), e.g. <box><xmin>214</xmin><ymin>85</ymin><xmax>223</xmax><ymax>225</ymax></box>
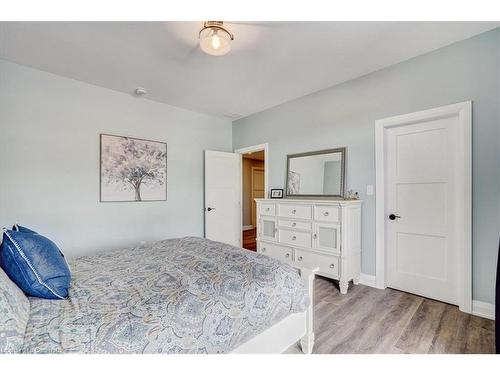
<box><xmin>270</xmin><ymin>189</ymin><xmax>284</xmax><ymax>199</ymax></box>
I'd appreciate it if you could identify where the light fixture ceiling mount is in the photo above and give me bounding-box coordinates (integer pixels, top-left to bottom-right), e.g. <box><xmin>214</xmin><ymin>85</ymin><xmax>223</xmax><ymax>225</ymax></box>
<box><xmin>134</xmin><ymin>87</ymin><xmax>147</xmax><ymax>96</ymax></box>
<box><xmin>199</xmin><ymin>21</ymin><xmax>234</xmax><ymax>57</ymax></box>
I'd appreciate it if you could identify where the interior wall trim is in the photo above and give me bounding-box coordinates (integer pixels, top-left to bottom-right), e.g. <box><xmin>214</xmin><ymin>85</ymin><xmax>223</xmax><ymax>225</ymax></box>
<box><xmin>359</xmin><ymin>273</ymin><xmax>378</xmax><ymax>288</ymax></box>
<box><xmin>471</xmin><ymin>300</ymin><xmax>495</xmax><ymax>320</ymax></box>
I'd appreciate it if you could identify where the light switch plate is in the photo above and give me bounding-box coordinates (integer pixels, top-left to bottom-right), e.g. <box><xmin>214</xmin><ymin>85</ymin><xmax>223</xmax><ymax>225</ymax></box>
<box><xmin>367</xmin><ymin>185</ymin><xmax>374</xmax><ymax>195</ymax></box>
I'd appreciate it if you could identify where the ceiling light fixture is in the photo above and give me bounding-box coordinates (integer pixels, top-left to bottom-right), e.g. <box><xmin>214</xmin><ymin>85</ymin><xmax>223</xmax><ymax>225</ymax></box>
<box><xmin>199</xmin><ymin>21</ymin><xmax>234</xmax><ymax>56</ymax></box>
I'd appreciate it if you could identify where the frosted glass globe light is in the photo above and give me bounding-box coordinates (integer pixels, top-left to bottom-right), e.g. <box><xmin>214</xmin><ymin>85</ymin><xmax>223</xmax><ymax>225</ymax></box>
<box><xmin>199</xmin><ymin>22</ymin><xmax>233</xmax><ymax>56</ymax></box>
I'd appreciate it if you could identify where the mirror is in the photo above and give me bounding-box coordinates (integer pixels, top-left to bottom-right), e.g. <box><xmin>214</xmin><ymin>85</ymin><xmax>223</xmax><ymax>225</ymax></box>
<box><xmin>286</xmin><ymin>147</ymin><xmax>346</xmax><ymax>198</ymax></box>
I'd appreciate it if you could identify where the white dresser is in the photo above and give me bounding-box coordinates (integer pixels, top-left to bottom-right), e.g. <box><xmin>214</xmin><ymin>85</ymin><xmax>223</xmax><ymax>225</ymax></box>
<box><xmin>255</xmin><ymin>198</ymin><xmax>362</xmax><ymax>294</ymax></box>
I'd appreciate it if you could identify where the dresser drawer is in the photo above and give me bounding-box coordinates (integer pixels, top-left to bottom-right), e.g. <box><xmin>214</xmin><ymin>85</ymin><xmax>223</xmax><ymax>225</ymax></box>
<box><xmin>278</xmin><ymin>203</ymin><xmax>312</xmax><ymax>220</ymax></box>
<box><xmin>295</xmin><ymin>249</ymin><xmax>339</xmax><ymax>278</ymax></box>
<box><xmin>259</xmin><ymin>203</ymin><xmax>276</xmax><ymax>216</ymax></box>
<box><xmin>258</xmin><ymin>242</ymin><xmax>293</xmax><ymax>264</ymax></box>
<box><xmin>279</xmin><ymin>229</ymin><xmax>312</xmax><ymax>248</ymax></box>
<box><xmin>314</xmin><ymin>205</ymin><xmax>340</xmax><ymax>222</ymax></box>
<box><xmin>279</xmin><ymin>219</ymin><xmax>312</xmax><ymax>231</ymax></box>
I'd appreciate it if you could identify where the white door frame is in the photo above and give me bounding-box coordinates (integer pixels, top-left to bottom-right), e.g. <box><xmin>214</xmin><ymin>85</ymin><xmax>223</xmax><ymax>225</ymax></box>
<box><xmin>235</xmin><ymin>143</ymin><xmax>269</xmax><ymax>237</ymax></box>
<box><xmin>375</xmin><ymin>101</ymin><xmax>472</xmax><ymax>313</ymax></box>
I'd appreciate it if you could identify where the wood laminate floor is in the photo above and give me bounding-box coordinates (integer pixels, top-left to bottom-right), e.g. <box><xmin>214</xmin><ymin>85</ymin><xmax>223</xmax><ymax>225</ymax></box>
<box><xmin>242</xmin><ymin>228</ymin><xmax>257</xmax><ymax>251</ymax></box>
<box><xmin>285</xmin><ymin>276</ymin><xmax>495</xmax><ymax>354</ymax></box>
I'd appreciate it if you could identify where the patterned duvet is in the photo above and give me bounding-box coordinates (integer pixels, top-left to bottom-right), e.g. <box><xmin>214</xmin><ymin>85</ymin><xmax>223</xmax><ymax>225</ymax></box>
<box><xmin>21</xmin><ymin>237</ymin><xmax>308</xmax><ymax>353</ymax></box>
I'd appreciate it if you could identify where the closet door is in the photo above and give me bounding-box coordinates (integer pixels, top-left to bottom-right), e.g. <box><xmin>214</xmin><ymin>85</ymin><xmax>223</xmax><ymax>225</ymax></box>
<box><xmin>383</xmin><ymin>104</ymin><xmax>469</xmax><ymax>307</ymax></box>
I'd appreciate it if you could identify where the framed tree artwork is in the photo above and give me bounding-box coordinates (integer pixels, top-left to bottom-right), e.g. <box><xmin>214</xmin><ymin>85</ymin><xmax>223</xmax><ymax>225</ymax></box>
<box><xmin>100</xmin><ymin>134</ymin><xmax>167</xmax><ymax>202</ymax></box>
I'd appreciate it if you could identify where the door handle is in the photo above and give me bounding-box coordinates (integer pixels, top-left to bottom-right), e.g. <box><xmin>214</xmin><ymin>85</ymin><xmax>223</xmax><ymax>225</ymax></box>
<box><xmin>388</xmin><ymin>214</ymin><xmax>401</xmax><ymax>220</ymax></box>
<box><xmin>206</xmin><ymin>207</ymin><xmax>216</xmax><ymax>212</ymax></box>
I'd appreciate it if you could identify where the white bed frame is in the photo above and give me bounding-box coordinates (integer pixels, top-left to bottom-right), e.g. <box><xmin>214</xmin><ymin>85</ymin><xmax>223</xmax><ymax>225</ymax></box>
<box><xmin>230</xmin><ymin>266</ymin><xmax>317</xmax><ymax>354</ymax></box>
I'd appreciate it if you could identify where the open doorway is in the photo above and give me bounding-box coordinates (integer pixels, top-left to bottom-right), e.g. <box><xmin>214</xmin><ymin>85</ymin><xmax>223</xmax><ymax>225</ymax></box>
<box><xmin>235</xmin><ymin>144</ymin><xmax>268</xmax><ymax>251</ymax></box>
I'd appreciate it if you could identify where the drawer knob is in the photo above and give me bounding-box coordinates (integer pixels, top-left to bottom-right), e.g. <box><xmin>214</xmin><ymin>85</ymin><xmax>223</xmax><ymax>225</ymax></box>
<box><xmin>330</xmin><ymin>264</ymin><xmax>335</xmax><ymax>269</ymax></box>
<box><xmin>262</xmin><ymin>248</ymin><xmax>266</xmax><ymax>252</ymax></box>
<box><xmin>266</xmin><ymin>207</ymin><xmax>270</xmax><ymax>211</ymax></box>
<box><xmin>292</xmin><ymin>209</ymin><xmax>296</xmax><ymax>214</ymax></box>
<box><xmin>292</xmin><ymin>222</ymin><xmax>297</xmax><ymax>227</ymax></box>
<box><xmin>324</xmin><ymin>211</ymin><xmax>329</xmax><ymax>216</ymax></box>
<box><xmin>298</xmin><ymin>256</ymin><xmax>303</xmax><ymax>261</ymax></box>
<box><xmin>313</xmin><ymin>234</ymin><xmax>317</xmax><ymax>239</ymax></box>
<box><xmin>285</xmin><ymin>253</ymin><xmax>290</xmax><ymax>258</ymax></box>
<box><xmin>292</xmin><ymin>236</ymin><xmax>296</xmax><ymax>240</ymax></box>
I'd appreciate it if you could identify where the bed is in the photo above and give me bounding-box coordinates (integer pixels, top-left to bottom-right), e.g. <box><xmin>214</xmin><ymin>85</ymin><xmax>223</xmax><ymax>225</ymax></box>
<box><xmin>1</xmin><ymin>237</ymin><xmax>315</xmax><ymax>354</ymax></box>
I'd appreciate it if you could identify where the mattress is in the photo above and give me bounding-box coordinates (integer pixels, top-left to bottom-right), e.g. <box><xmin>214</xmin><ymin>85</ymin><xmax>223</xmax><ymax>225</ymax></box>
<box><xmin>21</xmin><ymin>237</ymin><xmax>308</xmax><ymax>353</ymax></box>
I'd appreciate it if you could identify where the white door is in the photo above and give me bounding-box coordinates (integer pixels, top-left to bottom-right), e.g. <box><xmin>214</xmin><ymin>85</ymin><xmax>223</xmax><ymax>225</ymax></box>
<box><xmin>204</xmin><ymin>150</ymin><xmax>242</xmax><ymax>247</ymax></box>
<box><xmin>384</xmin><ymin>106</ymin><xmax>470</xmax><ymax>306</ymax></box>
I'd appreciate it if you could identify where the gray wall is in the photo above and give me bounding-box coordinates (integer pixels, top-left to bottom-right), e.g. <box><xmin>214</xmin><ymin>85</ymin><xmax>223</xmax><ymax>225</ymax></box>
<box><xmin>233</xmin><ymin>29</ymin><xmax>500</xmax><ymax>304</ymax></box>
<box><xmin>0</xmin><ymin>60</ymin><xmax>233</xmax><ymax>258</ymax></box>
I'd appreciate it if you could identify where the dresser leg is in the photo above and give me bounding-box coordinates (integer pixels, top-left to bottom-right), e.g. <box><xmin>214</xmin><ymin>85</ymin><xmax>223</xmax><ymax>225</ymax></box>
<box><xmin>300</xmin><ymin>333</ymin><xmax>315</xmax><ymax>354</ymax></box>
<box><xmin>339</xmin><ymin>280</ymin><xmax>349</xmax><ymax>294</ymax></box>
<box><xmin>353</xmin><ymin>276</ymin><xmax>360</xmax><ymax>285</ymax></box>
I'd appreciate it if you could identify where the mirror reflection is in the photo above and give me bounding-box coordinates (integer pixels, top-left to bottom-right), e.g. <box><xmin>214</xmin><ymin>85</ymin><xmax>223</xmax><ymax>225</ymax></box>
<box><xmin>286</xmin><ymin>148</ymin><xmax>345</xmax><ymax>197</ymax></box>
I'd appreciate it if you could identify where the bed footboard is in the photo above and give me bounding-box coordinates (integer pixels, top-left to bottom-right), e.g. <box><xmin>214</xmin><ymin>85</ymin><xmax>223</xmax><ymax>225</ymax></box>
<box><xmin>298</xmin><ymin>266</ymin><xmax>318</xmax><ymax>354</ymax></box>
<box><xmin>229</xmin><ymin>266</ymin><xmax>317</xmax><ymax>354</ymax></box>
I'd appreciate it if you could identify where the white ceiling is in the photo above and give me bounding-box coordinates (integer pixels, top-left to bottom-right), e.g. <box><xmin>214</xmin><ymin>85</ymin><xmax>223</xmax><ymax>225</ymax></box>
<box><xmin>1</xmin><ymin>22</ymin><xmax>498</xmax><ymax>119</ymax></box>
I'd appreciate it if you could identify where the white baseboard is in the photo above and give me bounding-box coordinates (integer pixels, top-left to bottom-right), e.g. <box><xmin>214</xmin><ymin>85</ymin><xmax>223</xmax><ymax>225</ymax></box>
<box><xmin>358</xmin><ymin>273</ymin><xmax>377</xmax><ymax>288</ymax></box>
<box><xmin>472</xmin><ymin>300</ymin><xmax>495</xmax><ymax>320</ymax></box>
<box><xmin>242</xmin><ymin>225</ymin><xmax>254</xmax><ymax>231</ymax></box>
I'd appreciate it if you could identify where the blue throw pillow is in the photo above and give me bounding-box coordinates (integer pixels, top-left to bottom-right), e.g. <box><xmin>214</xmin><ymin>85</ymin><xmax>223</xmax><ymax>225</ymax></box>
<box><xmin>12</xmin><ymin>224</ymin><xmax>37</xmax><ymax>234</ymax></box>
<box><xmin>0</xmin><ymin>226</ymin><xmax>71</xmax><ymax>299</ymax></box>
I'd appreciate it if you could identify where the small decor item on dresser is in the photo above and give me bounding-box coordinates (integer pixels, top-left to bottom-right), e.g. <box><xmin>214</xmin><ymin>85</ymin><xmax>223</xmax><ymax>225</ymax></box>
<box><xmin>0</xmin><ymin>225</ymin><xmax>71</xmax><ymax>299</ymax></box>
<box><xmin>270</xmin><ymin>189</ymin><xmax>284</xmax><ymax>199</ymax></box>
<box><xmin>345</xmin><ymin>190</ymin><xmax>360</xmax><ymax>200</ymax></box>
<box><xmin>100</xmin><ymin>134</ymin><xmax>167</xmax><ymax>202</ymax></box>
